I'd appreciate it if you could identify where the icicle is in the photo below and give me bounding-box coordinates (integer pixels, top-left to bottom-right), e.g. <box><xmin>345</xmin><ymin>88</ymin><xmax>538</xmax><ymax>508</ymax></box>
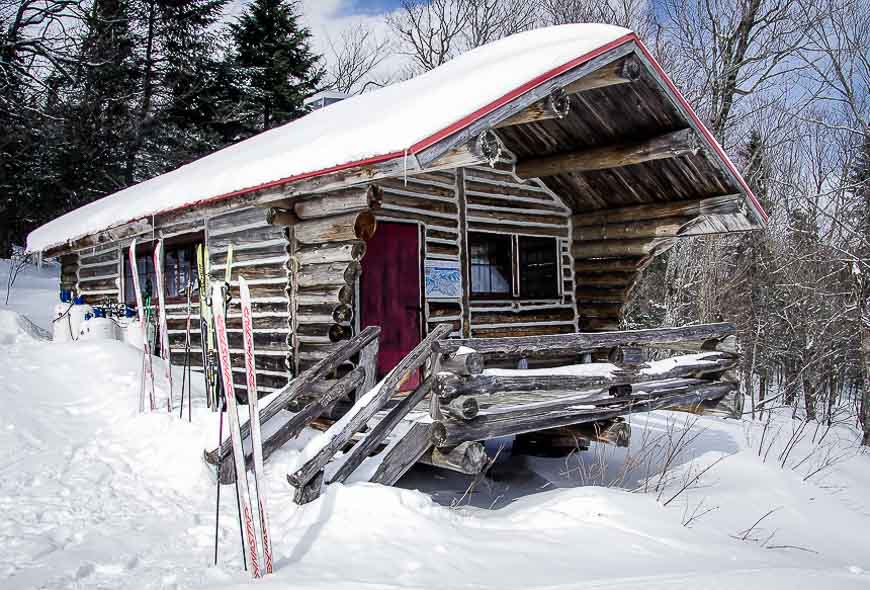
<box><xmin>403</xmin><ymin>148</ymin><xmax>408</xmax><ymax>186</ymax></box>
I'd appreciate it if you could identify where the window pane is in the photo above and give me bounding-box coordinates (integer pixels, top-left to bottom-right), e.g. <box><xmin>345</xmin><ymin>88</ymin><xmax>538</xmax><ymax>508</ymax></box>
<box><xmin>469</xmin><ymin>233</ymin><xmax>512</xmax><ymax>296</ymax></box>
<box><xmin>518</xmin><ymin>236</ymin><xmax>558</xmax><ymax>299</ymax></box>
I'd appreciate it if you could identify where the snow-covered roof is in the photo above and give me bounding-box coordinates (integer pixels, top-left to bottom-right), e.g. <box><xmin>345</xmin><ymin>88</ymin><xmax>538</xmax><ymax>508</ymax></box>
<box><xmin>27</xmin><ymin>24</ymin><xmax>634</xmax><ymax>253</ymax></box>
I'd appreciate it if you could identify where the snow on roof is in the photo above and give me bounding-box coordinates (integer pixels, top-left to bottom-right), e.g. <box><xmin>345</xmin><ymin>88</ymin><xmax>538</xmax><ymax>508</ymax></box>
<box><xmin>27</xmin><ymin>24</ymin><xmax>632</xmax><ymax>253</ymax></box>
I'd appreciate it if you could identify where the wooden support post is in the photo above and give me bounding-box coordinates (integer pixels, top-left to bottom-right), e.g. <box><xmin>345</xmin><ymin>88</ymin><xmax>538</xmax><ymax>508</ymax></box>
<box><xmin>327</xmin><ymin>375</ymin><xmax>435</xmax><ymax>485</ymax></box>
<box><xmin>215</xmin><ymin>367</ymin><xmax>365</xmax><ymax>484</ymax></box>
<box><xmin>368</xmin><ymin>422</ymin><xmax>433</xmax><ymax>486</ymax></box>
<box><xmin>204</xmin><ymin>325</ymin><xmax>381</xmax><ymax>463</ymax></box>
<box><xmin>515</xmin><ymin>129</ymin><xmax>696</xmax><ymax>179</ymax></box>
<box><xmin>358</xmin><ymin>338</ymin><xmax>379</xmax><ymax>402</ymax></box>
<box><xmin>288</xmin><ymin>324</ymin><xmax>451</xmax><ymax>491</ymax></box>
<box><xmin>456</xmin><ymin>168</ymin><xmax>471</xmax><ymax>338</ymax></box>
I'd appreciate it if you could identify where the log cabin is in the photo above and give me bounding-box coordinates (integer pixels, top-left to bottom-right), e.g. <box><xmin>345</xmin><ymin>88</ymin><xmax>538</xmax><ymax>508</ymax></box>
<box><xmin>27</xmin><ymin>24</ymin><xmax>766</xmax><ymax>491</ymax></box>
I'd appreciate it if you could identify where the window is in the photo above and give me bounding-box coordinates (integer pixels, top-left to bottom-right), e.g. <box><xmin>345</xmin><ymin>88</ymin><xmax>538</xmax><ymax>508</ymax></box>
<box><xmin>164</xmin><ymin>244</ymin><xmax>198</xmax><ymax>299</ymax></box>
<box><xmin>125</xmin><ymin>253</ymin><xmax>157</xmax><ymax>306</ymax></box>
<box><xmin>518</xmin><ymin>236</ymin><xmax>559</xmax><ymax>299</ymax></box>
<box><xmin>469</xmin><ymin>233</ymin><xmax>512</xmax><ymax>297</ymax></box>
<box><xmin>468</xmin><ymin>233</ymin><xmax>559</xmax><ymax>300</ymax></box>
<box><xmin>124</xmin><ymin>239</ymin><xmax>201</xmax><ymax>307</ymax></box>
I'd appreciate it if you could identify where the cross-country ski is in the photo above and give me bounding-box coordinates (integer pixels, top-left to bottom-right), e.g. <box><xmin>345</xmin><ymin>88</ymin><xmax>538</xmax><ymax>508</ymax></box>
<box><xmin>153</xmin><ymin>239</ymin><xmax>173</xmax><ymax>412</ymax></box>
<box><xmin>240</xmin><ymin>275</ymin><xmax>274</xmax><ymax>574</ymax></box>
<box><xmin>128</xmin><ymin>238</ymin><xmax>155</xmax><ymax>411</ymax></box>
<box><xmin>212</xmin><ymin>282</ymin><xmax>261</xmax><ymax>579</ymax></box>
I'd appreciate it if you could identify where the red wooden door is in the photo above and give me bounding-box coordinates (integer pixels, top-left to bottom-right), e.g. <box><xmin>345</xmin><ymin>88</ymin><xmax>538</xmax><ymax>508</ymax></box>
<box><xmin>360</xmin><ymin>222</ymin><xmax>422</xmax><ymax>383</ymax></box>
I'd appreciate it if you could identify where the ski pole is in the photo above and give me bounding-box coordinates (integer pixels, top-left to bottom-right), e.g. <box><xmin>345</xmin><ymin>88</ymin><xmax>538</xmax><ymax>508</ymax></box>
<box><xmin>214</xmin><ymin>400</ymin><xmax>224</xmax><ymax>566</ymax></box>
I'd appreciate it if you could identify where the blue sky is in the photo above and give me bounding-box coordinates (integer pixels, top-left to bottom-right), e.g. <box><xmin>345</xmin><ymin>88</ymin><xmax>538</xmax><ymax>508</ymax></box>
<box><xmin>339</xmin><ymin>0</ymin><xmax>404</xmax><ymax>16</ymax></box>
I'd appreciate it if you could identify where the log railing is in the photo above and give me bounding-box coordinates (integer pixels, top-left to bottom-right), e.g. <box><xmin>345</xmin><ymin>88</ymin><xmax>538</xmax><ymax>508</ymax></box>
<box><xmin>204</xmin><ymin>325</ymin><xmax>381</xmax><ymax>484</ymax></box>
<box><xmin>287</xmin><ymin>323</ymin><xmax>452</xmax><ymax>503</ymax></box>
<box><xmin>429</xmin><ymin>323</ymin><xmax>740</xmax><ymax>449</ymax></box>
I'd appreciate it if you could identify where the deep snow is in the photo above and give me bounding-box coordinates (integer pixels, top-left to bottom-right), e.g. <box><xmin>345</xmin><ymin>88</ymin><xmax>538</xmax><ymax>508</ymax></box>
<box><xmin>2</xmin><ymin>259</ymin><xmax>869</xmax><ymax>589</ymax></box>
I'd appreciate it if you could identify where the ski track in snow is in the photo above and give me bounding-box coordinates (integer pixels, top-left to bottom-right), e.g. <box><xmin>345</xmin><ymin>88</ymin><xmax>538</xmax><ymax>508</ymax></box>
<box><xmin>1</xmin><ymin>259</ymin><xmax>870</xmax><ymax>589</ymax></box>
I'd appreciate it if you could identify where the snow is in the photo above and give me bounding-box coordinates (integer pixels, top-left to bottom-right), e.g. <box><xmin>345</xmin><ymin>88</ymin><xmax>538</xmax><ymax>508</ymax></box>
<box><xmin>26</xmin><ymin>24</ymin><xmax>631</xmax><ymax>253</ymax></box>
<box><xmin>2</xmin><ymin>261</ymin><xmax>870</xmax><ymax>589</ymax></box>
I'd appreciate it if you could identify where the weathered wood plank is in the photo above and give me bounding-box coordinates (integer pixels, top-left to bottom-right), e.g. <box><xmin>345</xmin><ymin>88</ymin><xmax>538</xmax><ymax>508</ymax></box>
<box><xmin>434</xmin><ymin>323</ymin><xmax>736</xmax><ymax>356</ymax></box>
<box><xmin>516</xmin><ymin>129</ymin><xmax>695</xmax><ymax>179</ymax></box>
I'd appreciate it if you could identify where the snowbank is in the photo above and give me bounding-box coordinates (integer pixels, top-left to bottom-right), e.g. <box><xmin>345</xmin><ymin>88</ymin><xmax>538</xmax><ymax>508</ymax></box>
<box><xmin>0</xmin><ymin>258</ymin><xmax>60</xmax><ymax>330</ymax></box>
<box><xmin>2</xmin><ymin>269</ymin><xmax>869</xmax><ymax>589</ymax></box>
<box><xmin>26</xmin><ymin>24</ymin><xmax>631</xmax><ymax>253</ymax></box>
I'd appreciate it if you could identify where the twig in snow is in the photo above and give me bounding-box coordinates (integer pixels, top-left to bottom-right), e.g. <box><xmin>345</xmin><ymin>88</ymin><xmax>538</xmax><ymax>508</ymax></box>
<box><xmin>735</xmin><ymin>507</ymin><xmax>782</xmax><ymax>541</ymax></box>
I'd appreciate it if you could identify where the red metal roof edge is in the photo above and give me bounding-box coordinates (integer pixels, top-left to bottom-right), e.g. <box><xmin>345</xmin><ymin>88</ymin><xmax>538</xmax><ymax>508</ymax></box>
<box><xmin>632</xmin><ymin>38</ymin><xmax>768</xmax><ymax>223</ymax></box>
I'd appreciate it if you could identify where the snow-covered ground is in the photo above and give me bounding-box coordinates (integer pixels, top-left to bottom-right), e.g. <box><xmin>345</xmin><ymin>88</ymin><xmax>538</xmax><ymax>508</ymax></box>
<box><xmin>2</xmin><ymin>259</ymin><xmax>869</xmax><ymax>589</ymax></box>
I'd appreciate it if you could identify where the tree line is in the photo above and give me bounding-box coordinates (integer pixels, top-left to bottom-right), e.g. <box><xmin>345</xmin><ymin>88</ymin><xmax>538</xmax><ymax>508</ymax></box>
<box><xmin>1</xmin><ymin>0</ymin><xmax>322</xmax><ymax>255</ymax></box>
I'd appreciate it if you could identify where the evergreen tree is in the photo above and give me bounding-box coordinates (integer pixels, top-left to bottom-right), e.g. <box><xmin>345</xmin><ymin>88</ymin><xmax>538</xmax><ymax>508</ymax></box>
<box><xmin>124</xmin><ymin>0</ymin><xmax>231</xmax><ymax>181</ymax></box>
<box><xmin>231</xmin><ymin>0</ymin><xmax>322</xmax><ymax>134</ymax></box>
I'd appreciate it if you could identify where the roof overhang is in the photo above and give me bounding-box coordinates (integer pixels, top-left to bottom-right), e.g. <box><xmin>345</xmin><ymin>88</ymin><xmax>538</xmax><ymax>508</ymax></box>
<box><xmin>30</xmin><ymin>28</ymin><xmax>765</xmax><ymax>257</ymax></box>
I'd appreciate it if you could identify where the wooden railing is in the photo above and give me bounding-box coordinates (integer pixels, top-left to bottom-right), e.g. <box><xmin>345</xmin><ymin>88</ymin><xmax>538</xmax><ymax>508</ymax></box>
<box><xmin>287</xmin><ymin>323</ymin><xmax>452</xmax><ymax>503</ymax></box>
<box><xmin>428</xmin><ymin>323</ymin><xmax>740</xmax><ymax>448</ymax></box>
<box><xmin>205</xmin><ymin>325</ymin><xmax>381</xmax><ymax>484</ymax></box>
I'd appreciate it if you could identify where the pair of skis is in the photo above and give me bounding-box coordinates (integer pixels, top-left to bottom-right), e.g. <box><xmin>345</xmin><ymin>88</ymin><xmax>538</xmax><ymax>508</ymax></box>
<box><xmin>129</xmin><ymin>238</ymin><xmax>174</xmax><ymax>413</ymax></box>
<box><xmin>213</xmin><ymin>273</ymin><xmax>273</xmax><ymax>578</ymax></box>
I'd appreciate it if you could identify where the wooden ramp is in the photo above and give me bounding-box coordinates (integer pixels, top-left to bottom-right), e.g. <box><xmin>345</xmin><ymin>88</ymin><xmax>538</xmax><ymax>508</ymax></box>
<box><xmin>286</xmin><ymin>324</ymin><xmax>451</xmax><ymax>504</ymax></box>
<box><xmin>204</xmin><ymin>326</ymin><xmax>382</xmax><ymax>484</ymax></box>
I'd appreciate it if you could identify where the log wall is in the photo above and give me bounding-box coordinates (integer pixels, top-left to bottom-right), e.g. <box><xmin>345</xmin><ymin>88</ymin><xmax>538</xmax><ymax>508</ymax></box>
<box><xmin>463</xmin><ymin>166</ymin><xmax>576</xmax><ymax>338</ymax></box>
<box><xmin>202</xmin><ymin>206</ymin><xmax>291</xmax><ymax>393</ymax></box>
<box><xmin>64</xmin><ymin>203</ymin><xmax>293</xmax><ymax>394</ymax></box>
<box><xmin>371</xmin><ymin>166</ymin><xmax>577</xmax><ymax>342</ymax></box>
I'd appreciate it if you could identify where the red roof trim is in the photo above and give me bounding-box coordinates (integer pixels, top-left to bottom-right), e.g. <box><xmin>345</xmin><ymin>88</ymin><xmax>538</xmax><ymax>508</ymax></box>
<box><xmin>633</xmin><ymin>38</ymin><xmax>768</xmax><ymax>222</ymax></box>
<box><xmin>407</xmin><ymin>33</ymin><xmax>637</xmax><ymax>154</ymax></box>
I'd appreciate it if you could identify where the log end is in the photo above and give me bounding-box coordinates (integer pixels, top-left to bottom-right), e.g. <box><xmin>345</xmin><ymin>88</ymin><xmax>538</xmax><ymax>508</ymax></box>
<box><xmin>354</xmin><ymin>211</ymin><xmax>377</xmax><ymax>241</ymax></box>
<box><xmin>431</xmin><ymin>421</ymin><xmax>450</xmax><ymax>447</ymax></box>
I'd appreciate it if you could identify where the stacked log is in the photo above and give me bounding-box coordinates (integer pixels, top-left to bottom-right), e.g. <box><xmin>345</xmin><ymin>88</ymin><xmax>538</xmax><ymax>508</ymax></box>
<box><xmin>267</xmin><ymin>184</ymin><xmax>381</xmax><ymax>372</ymax></box>
<box><xmin>428</xmin><ymin>325</ymin><xmax>739</xmax><ymax>449</ymax></box>
<box><xmin>571</xmin><ymin>195</ymin><xmax>743</xmax><ymax>332</ymax></box>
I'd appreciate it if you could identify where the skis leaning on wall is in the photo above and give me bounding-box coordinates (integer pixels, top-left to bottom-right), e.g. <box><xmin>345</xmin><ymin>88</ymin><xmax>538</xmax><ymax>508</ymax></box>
<box><xmin>239</xmin><ymin>275</ymin><xmax>274</xmax><ymax>575</ymax></box>
<box><xmin>128</xmin><ymin>238</ymin><xmax>156</xmax><ymax>412</ymax></box>
<box><xmin>196</xmin><ymin>244</ymin><xmax>213</xmax><ymax>410</ymax></box>
<box><xmin>212</xmin><ymin>282</ymin><xmax>262</xmax><ymax>579</ymax></box>
<box><xmin>153</xmin><ymin>239</ymin><xmax>174</xmax><ymax>412</ymax></box>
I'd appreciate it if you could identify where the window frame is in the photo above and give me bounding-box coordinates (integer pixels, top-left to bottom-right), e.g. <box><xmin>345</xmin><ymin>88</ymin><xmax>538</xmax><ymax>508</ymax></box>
<box><xmin>467</xmin><ymin>231</ymin><xmax>561</xmax><ymax>302</ymax></box>
<box><xmin>123</xmin><ymin>233</ymin><xmax>204</xmax><ymax>308</ymax></box>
